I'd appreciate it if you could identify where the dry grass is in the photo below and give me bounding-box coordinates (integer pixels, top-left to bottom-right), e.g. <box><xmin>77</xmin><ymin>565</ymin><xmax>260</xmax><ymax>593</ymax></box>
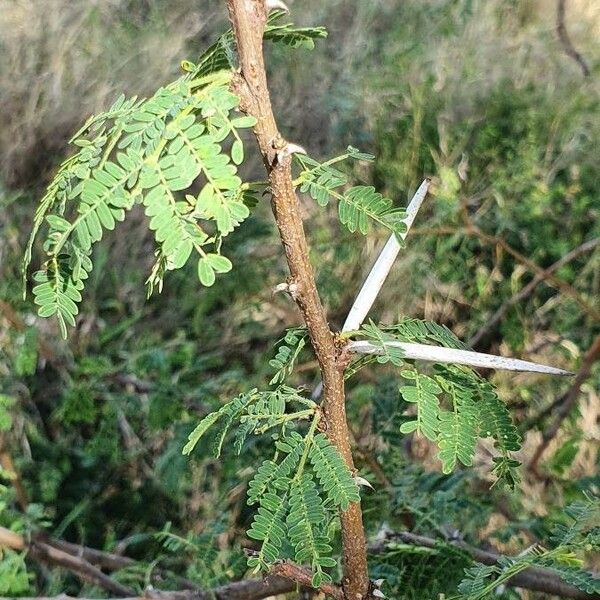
<box><xmin>0</xmin><ymin>0</ymin><xmax>223</xmax><ymax>187</ymax></box>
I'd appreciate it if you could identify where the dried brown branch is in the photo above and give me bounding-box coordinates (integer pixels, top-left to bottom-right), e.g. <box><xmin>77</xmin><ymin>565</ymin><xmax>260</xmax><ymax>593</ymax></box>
<box><xmin>469</xmin><ymin>238</ymin><xmax>600</xmax><ymax>347</ymax></box>
<box><xmin>2</xmin><ymin>576</ymin><xmax>296</xmax><ymax>600</ymax></box>
<box><xmin>0</xmin><ymin>433</ymin><xmax>29</xmax><ymax>511</ymax></box>
<box><xmin>373</xmin><ymin>531</ymin><xmax>600</xmax><ymax>600</ymax></box>
<box><xmin>0</xmin><ymin>526</ymin><xmax>134</xmax><ymax>596</ymax></box>
<box><xmin>529</xmin><ymin>333</ymin><xmax>600</xmax><ymax>476</ymax></box>
<box><xmin>557</xmin><ymin>0</ymin><xmax>591</xmax><ymax>77</ymax></box>
<box><xmin>224</xmin><ymin>1</ymin><xmax>368</xmax><ymax>597</ymax></box>
<box><xmin>9</xmin><ymin>529</ymin><xmax>600</xmax><ymax>600</ymax></box>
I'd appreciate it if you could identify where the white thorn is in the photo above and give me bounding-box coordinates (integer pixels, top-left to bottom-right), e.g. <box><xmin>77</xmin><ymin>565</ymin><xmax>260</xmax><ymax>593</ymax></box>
<box><xmin>346</xmin><ymin>341</ymin><xmax>573</xmax><ymax>376</ymax></box>
<box><xmin>373</xmin><ymin>590</ymin><xmax>386</xmax><ymax>598</ymax></box>
<box><xmin>288</xmin><ymin>282</ymin><xmax>299</xmax><ymax>300</ymax></box>
<box><xmin>272</xmin><ymin>282</ymin><xmax>289</xmax><ymax>295</ymax></box>
<box><xmin>266</xmin><ymin>0</ymin><xmax>290</xmax><ymax>12</ymax></box>
<box><xmin>354</xmin><ymin>476</ymin><xmax>374</xmax><ymax>490</ymax></box>
<box><xmin>342</xmin><ymin>179</ymin><xmax>431</xmax><ymax>333</ymax></box>
<box><xmin>373</xmin><ymin>579</ymin><xmax>385</xmax><ymax>588</ymax></box>
<box><xmin>277</xmin><ymin>142</ymin><xmax>307</xmax><ymax>163</ymax></box>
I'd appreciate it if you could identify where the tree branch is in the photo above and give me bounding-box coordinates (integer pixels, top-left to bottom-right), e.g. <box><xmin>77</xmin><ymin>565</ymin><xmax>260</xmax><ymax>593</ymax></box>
<box><xmin>271</xmin><ymin>561</ymin><xmax>344</xmax><ymax>599</ymax></box>
<box><xmin>0</xmin><ymin>526</ymin><xmax>134</xmax><ymax>597</ymax></box>
<box><xmin>469</xmin><ymin>238</ymin><xmax>599</xmax><ymax>348</ymax></box>
<box><xmin>372</xmin><ymin>531</ymin><xmax>600</xmax><ymax>600</ymax></box>
<box><xmin>557</xmin><ymin>0</ymin><xmax>590</xmax><ymax>77</ymax></box>
<box><xmin>529</xmin><ymin>333</ymin><xmax>600</xmax><ymax>476</ymax></box>
<box><xmin>3</xmin><ymin>576</ymin><xmax>296</xmax><ymax>600</ymax></box>
<box><xmin>225</xmin><ymin>1</ymin><xmax>369</xmax><ymax>597</ymax></box>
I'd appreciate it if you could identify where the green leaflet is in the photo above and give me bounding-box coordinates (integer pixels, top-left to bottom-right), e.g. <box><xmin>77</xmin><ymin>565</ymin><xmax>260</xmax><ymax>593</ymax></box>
<box><xmin>309</xmin><ymin>433</ymin><xmax>360</xmax><ymax>511</ymax></box>
<box><xmin>269</xmin><ymin>327</ymin><xmax>308</xmax><ymax>385</ymax></box>
<box><xmin>339</xmin><ymin>185</ymin><xmax>406</xmax><ymax>237</ymax></box>
<box><xmin>351</xmin><ymin>321</ymin><xmax>522</xmax><ymax>485</ymax></box>
<box><xmin>399</xmin><ymin>369</ymin><xmax>441</xmax><ymax>442</ymax></box>
<box><xmin>25</xmin><ymin>69</ymin><xmax>254</xmax><ymax>337</ymax></box>
<box><xmin>287</xmin><ymin>474</ymin><xmax>335</xmax><ymax>588</ymax></box>
<box><xmin>247</xmin><ymin>434</ymin><xmax>304</xmax><ymax>506</ymax></box>
<box><xmin>295</xmin><ymin>150</ymin><xmax>407</xmax><ymax>239</ymax></box>
<box><xmin>247</xmin><ymin>491</ymin><xmax>289</xmax><ymax>571</ymax></box>
<box><xmin>436</xmin><ymin>379</ymin><xmax>478</xmax><ymax>473</ymax></box>
<box><xmin>182</xmin><ymin>390</ymin><xmax>256</xmax><ymax>456</ymax></box>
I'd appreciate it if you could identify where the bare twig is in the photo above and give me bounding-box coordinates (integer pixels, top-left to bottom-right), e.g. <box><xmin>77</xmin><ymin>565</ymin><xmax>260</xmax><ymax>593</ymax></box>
<box><xmin>409</xmin><ymin>225</ymin><xmax>600</xmax><ymax>322</ymax></box>
<box><xmin>557</xmin><ymin>0</ymin><xmax>591</xmax><ymax>77</ymax></box>
<box><xmin>469</xmin><ymin>238</ymin><xmax>599</xmax><ymax>348</ymax></box>
<box><xmin>347</xmin><ymin>340</ymin><xmax>572</xmax><ymax>376</ymax></box>
<box><xmin>225</xmin><ymin>1</ymin><xmax>368</xmax><ymax>596</ymax></box>
<box><xmin>529</xmin><ymin>333</ymin><xmax>600</xmax><ymax>476</ymax></box>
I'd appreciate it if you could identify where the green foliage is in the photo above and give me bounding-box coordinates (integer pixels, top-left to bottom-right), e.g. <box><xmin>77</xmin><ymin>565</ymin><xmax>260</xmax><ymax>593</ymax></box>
<box><xmin>352</xmin><ymin>320</ymin><xmax>522</xmax><ymax>484</ymax></box>
<box><xmin>371</xmin><ymin>542</ymin><xmax>474</xmax><ymax>600</ymax></box>
<box><xmin>436</xmin><ymin>374</ymin><xmax>478</xmax><ymax>473</ymax></box>
<box><xmin>295</xmin><ymin>150</ymin><xmax>407</xmax><ymax>239</ymax></box>
<box><xmin>182</xmin><ymin>388</ymin><xmax>358</xmax><ymax>581</ymax></box>
<box><xmin>398</xmin><ymin>370</ymin><xmax>441</xmax><ymax>442</ymax></box>
<box><xmin>458</xmin><ymin>497</ymin><xmax>600</xmax><ymax>598</ymax></box>
<box><xmin>310</xmin><ymin>433</ymin><xmax>361</xmax><ymax>511</ymax></box>
<box><xmin>288</xmin><ymin>474</ymin><xmax>336</xmax><ymax>587</ymax></box>
<box><xmin>0</xmin><ymin>395</ymin><xmax>15</xmax><ymax>432</ymax></box>
<box><xmin>269</xmin><ymin>327</ymin><xmax>308</xmax><ymax>385</ymax></box>
<box><xmin>0</xmin><ymin>549</ymin><xmax>31</xmax><ymax>595</ymax></box>
<box><xmin>26</xmin><ymin>68</ymin><xmax>257</xmax><ymax>337</ymax></box>
<box><xmin>9</xmin><ymin>3</ymin><xmax>598</xmax><ymax>598</ymax></box>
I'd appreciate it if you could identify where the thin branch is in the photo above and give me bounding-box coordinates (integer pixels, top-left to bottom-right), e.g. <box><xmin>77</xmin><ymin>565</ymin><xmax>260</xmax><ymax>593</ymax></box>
<box><xmin>557</xmin><ymin>0</ymin><xmax>591</xmax><ymax>77</ymax></box>
<box><xmin>342</xmin><ymin>179</ymin><xmax>431</xmax><ymax>333</ymax></box>
<box><xmin>225</xmin><ymin>1</ymin><xmax>369</xmax><ymax>597</ymax></box>
<box><xmin>468</xmin><ymin>224</ymin><xmax>600</xmax><ymax>323</ymax></box>
<box><xmin>371</xmin><ymin>531</ymin><xmax>600</xmax><ymax>600</ymax></box>
<box><xmin>11</xmin><ymin>530</ymin><xmax>600</xmax><ymax>600</ymax></box>
<box><xmin>409</xmin><ymin>225</ymin><xmax>600</xmax><ymax>322</ymax></box>
<box><xmin>271</xmin><ymin>561</ymin><xmax>344</xmax><ymax>599</ymax></box>
<box><xmin>40</xmin><ymin>537</ymin><xmax>135</xmax><ymax>572</ymax></box>
<box><xmin>0</xmin><ymin>526</ymin><xmax>134</xmax><ymax>597</ymax></box>
<box><xmin>0</xmin><ymin>433</ymin><xmax>29</xmax><ymax>511</ymax></box>
<box><xmin>2</xmin><ymin>575</ymin><xmax>296</xmax><ymax>600</ymax></box>
<box><xmin>529</xmin><ymin>333</ymin><xmax>600</xmax><ymax>476</ymax></box>
<box><xmin>469</xmin><ymin>238</ymin><xmax>599</xmax><ymax>348</ymax></box>
<box><xmin>347</xmin><ymin>340</ymin><xmax>572</xmax><ymax>376</ymax></box>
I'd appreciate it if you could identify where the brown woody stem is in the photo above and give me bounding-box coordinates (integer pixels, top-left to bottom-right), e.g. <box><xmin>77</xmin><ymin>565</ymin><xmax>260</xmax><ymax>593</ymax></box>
<box><xmin>224</xmin><ymin>1</ymin><xmax>369</xmax><ymax>598</ymax></box>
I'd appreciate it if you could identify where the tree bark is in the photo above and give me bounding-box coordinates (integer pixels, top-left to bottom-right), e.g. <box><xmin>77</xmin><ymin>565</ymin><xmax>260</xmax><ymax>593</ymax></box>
<box><xmin>224</xmin><ymin>1</ymin><xmax>369</xmax><ymax>597</ymax></box>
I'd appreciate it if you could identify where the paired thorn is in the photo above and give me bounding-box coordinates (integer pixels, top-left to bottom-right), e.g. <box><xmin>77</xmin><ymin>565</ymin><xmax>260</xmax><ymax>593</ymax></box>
<box><xmin>272</xmin><ymin>281</ymin><xmax>300</xmax><ymax>300</ymax></box>
<box><xmin>371</xmin><ymin>578</ymin><xmax>386</xmax><ymax>598</ymax></box>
